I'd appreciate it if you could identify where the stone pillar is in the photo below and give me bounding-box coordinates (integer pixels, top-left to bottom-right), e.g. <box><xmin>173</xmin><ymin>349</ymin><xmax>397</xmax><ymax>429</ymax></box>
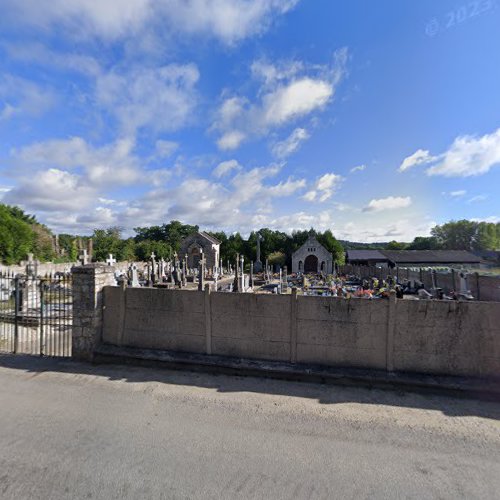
<box><xmin>72</xmin><ymin>264</ymin><xmax>116</xmax><ymax>361</ymax></box>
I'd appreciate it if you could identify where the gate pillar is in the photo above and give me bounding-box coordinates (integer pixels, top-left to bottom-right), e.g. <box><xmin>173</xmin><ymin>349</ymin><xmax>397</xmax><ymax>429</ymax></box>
<box><xmin>72</xmin><ymin>264</ymin><xmax>116</xmax><ymax>361</ymax></box>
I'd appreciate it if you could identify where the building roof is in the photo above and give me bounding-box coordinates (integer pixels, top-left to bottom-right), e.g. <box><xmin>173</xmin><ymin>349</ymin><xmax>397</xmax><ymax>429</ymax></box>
<box><xmin>198</xmin><ymin>231</ymin><xmax>220</xmax><ymax>245</ymax></box>
<box><xmin>345</xmin><ymin>250</ymin><xmax>388</xmax><ymax>261</ymax></box>
<box><xmin>292</xmin><ymin>235</ymin><xmax>331</xmax><ymax>258</ymax></box>
<box><xmin>380</xmin><ymin>250</ymin><xmax>481</xmax><ymax>264</ymax></box>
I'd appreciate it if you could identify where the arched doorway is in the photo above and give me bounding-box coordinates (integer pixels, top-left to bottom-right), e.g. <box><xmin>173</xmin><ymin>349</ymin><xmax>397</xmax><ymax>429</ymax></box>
<box><xmin>189</xmin><ymin>246</ymin><xmax>202</xmax><ymax>268</ymax></box>
<box><xmin>304</xmin><ymin>255</ymin><xmax>318</xmax><ymax>273</ymax></box>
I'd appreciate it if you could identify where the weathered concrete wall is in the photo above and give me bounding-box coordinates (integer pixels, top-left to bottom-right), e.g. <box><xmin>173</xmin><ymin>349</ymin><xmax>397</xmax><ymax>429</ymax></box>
<box><xmin>296</xmin><ymin>297</ymin><xmax>388</xmax><ymax>369</ymax></box>
<box><xmin>394</xmin><ymin>300</ymin><xmax>500</xmax><ymax>377</ymax></box>
<box><xmin>99</xmin><ymin>286</ymin><xmax>500</xmax><ymax>378</ymax></box>
<box><xmin>103</xmin><ymin>288</ymin><xmax>206</xmax><ymax>354</ymax></box>
<box><xmin>211</xmin><ymin>293</ymin><xmax>292</xmax><ymax>361</ymax></box>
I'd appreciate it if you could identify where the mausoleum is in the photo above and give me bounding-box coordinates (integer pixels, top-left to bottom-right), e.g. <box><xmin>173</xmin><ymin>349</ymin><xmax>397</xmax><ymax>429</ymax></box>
<box><xmin>180</xmin><ymin>231</ymin><xmax>220</xmax><ymax>270</ymax></box>
<box><xmin>292</xmin><ymin>234</ymin><xmax>333</xmax><ymax>274</ymax></box>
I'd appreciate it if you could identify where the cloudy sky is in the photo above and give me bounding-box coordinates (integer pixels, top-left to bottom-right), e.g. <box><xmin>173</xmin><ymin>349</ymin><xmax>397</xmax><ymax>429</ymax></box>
<box><xmin>0</xmin><ymin>0</ymin><xmax>499</xmax><ymax>242</ymax></box>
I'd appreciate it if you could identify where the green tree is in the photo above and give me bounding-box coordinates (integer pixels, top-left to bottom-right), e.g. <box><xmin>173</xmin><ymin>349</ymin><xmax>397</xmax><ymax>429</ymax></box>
<box><xmin>407</xmin><ymin>236</ymin><xmax>441</xmax><ymax>250</ymax></box>
<box><xmin>317</xmin><ymin>230</ymin><xmax>345</xmax><ymax>263</ymax></box>
<box><xmin>385</xmin><ymin>240</ymin><xmax>408</xmax><ymax>250</ymax></box>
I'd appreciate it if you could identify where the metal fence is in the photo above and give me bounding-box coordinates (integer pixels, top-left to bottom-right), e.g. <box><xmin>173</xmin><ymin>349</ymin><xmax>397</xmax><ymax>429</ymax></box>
<box><xmin>0</xmin><ymin>272</ymin><xmax>72</xmax><ymax>357</ymax></box>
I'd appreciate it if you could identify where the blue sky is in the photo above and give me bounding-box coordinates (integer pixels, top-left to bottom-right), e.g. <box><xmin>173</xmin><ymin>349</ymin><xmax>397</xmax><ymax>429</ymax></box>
<box><xmin>0</xmin><ymin>0</ymin><xmax>499</xmax><ymax>241</ymax></box>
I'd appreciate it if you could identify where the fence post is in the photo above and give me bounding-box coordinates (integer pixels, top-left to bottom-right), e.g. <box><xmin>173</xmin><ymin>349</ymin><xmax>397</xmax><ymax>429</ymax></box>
<box><xmin>205</xmin><ymin>284</ymin><xmax>212</xmax><ymax>355</ymax></box>
<box><xmin>71</xmin><ymin>264</ymin><xmax>116</xmax><ymax>361</ymax></box>
<box><xmin>290</xmin><ymin>287</ymin><xmax>298</xmax><ymax>363</ymax></box>
<box><xmin>475</xmin><ymin>272</ymin><xmax>481</xmax><ymax>301</ymax></box>
<box><xmin>14</xmin><ymin>276</ymin><xmax>19</xmax><ymax>354</ymax></box>
<box><xmin>386</xmin><ymin>291</ymin><xmax>396</xmax><ymax>372</ymax></box>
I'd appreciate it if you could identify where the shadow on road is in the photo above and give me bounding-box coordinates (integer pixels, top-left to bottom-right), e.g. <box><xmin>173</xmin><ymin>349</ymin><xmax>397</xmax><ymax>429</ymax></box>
<box><xmin>1</xmin><ymin>353</ymin><xmax>499</xmax><ymax>421</ymax></box>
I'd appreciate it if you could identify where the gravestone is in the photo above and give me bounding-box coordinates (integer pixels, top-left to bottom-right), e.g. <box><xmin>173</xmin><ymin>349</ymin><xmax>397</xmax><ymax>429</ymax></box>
<box><xmin>106</xmin><ymin>254</ymin><xmax>117</xmax><ymax>266</ymax></box>
<box><xmin>79</xmin><ymin>249</ymin><xmax>89</xmax><ymax>265</ymax></box>
<box><xmin>198</xmin><ymin>256</ymin><xmax>205</xmax><ymax>291</ymax></box>
<box><xmin>254</xmin><ymin>232</ymin><xmax>264</xmax><ymax>273</ymax></box>
<box><xmin>129</xmin><ymin>264</ymin><xmax>140</xmax><ymax>287</ymax></box>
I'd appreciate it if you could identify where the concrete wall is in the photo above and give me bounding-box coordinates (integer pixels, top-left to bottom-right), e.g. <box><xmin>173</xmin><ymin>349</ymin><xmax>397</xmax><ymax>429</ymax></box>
<box><xmin>100</xmin><ymin>286</ymin><xmax>500</xmax><ymax>379</ymax></box>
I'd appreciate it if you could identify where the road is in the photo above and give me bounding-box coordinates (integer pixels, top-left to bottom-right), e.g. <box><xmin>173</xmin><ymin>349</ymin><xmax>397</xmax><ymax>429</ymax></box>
<box><xmin>0</xmin><ymin>355</ymin><xmax>499</xmax><ymax>499</ymax></box>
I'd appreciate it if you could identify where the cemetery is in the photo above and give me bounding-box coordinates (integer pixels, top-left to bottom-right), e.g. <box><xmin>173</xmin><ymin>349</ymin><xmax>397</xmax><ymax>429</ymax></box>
<box><xmin>1</xmin><ymin>229</ymin><xmax>500</xmax><ymax>383</ymax></box>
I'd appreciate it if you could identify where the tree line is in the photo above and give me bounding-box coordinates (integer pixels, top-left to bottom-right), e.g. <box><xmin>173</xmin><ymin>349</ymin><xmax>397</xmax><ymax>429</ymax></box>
<box><xmin>0</xmin><ymin>203</ymin><xmax>498</xmax><ymax>265</ymax></box>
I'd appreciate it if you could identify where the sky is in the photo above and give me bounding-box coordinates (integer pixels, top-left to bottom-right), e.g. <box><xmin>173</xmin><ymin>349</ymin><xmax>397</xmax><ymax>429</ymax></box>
<box><xmin>0</xmin><ymin>0</ymin><xmax>499</xmax><ymax>242</ymax></box>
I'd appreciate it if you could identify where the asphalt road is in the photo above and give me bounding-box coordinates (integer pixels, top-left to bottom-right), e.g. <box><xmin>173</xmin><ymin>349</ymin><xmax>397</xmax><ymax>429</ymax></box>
<box><xmin>0</xmin><ymin>355</ymin><xmax>499</xmax><ymax>500</ymax></box>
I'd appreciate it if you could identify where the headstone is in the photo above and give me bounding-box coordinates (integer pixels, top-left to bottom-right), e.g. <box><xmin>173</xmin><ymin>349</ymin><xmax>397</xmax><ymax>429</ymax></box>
<box><xmin>198</xmin><ymin>255</ymin><xmax>205</xmax><ymax>291</ymax></box>
<box><xmin>249</xmin><ymin>261</ymin><xmax>254</xmax><ymax>289</ymax></box>
<box><xmin>106</xmin><ymin>253</ymin><xmax>117</xmax><ymax>266</ymax></box>
<box><xmin>233</xmin><ymin>254</ymin><xmax>239</xmax><ymax>293</ymax></box>
<box><xmin>25</xmin><ymin>253</ymin><xmax>37</xmax><ymax>277</ymax></box>
<box><xmin>254</xmin><ymin>232</ymin><xmax>264</xmax><ymax>273</ymax></box>
<box><xmin>79</xmin><ymin>249</ymin><xmax>89</xmax><ymax>265</ymax></box>
<box><xmin>129</xmin><ymin>264</ymin><xmax>140</xmax><ymax>287</ymax></box>
<box><xmin>240</xmin><ymin>254</ymin><xmax>245</xmax><ymax>292</ymax></box>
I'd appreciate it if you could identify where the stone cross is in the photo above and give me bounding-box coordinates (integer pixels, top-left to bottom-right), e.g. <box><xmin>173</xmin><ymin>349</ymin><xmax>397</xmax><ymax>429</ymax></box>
<box><xmin>26</xmin><ymin>253</ymin><xmax>37</xmax><ymax>277</ymax></box>
<box><xmin>254</xmin><ymin>233</ymin><xmax>264</xmax><ymax>272</ymax></box>
<box><xmin>106</xmin><ymin>253</ymin><xmax>117</xmax><ymax>266</ymax></box>
<box><xmin>79</xmin><ymin>249</ymin><xmax>89</xmax><ymax>265</ymax></box>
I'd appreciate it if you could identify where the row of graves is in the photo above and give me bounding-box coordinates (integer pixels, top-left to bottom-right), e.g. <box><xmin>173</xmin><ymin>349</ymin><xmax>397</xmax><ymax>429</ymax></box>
<box><xmin>286</xmin><ymin>271</ymin><xmax>475</xmax><ymax>301</ymax></box>
<box><xmin>108</xmin><ymin>251</ymin><xmax>293</xmax><ymax>295</ymax></box>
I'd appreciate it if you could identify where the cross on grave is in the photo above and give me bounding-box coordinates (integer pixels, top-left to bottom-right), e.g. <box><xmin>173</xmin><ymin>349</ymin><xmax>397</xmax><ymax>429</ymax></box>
<box><xmin>106</xmin><ymin>253</ymin><xmax>117</xmax><ymax>266</ymax></box>
<box><xmin>79</xmin><ymin>249</ymin><xmax>89</xmax><ymax>265</ymax></box>
<box><xmin>129</xmin><ymin>264</ymin><xmax>140</xmax><ymax>287</ymax></box>
<box><xmin>26</xmin><ymin>253</ymin><xmax>37</xmax><ymax>277</ymax></box>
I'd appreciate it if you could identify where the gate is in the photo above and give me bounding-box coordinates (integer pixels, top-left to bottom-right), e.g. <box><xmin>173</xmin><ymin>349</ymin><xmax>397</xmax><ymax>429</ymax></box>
<box><xmin>0</xmin><ymin>272</ymin><xmax>72</xmax><ymax>357</ymax></box>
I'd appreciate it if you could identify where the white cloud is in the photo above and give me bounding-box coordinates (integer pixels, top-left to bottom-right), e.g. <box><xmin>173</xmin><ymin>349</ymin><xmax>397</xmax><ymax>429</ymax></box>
<box><xmin>272</xmin><ymin>128</ymin><xmax>310</xmax><ymax>158</ymax></box>
<box><xmin>213</xmin><ymin>48</ymin><xmax>348</xmax><ymax>150</ymax></box>
<box><xmin>12</xmin><ymin>137</ymin><xmax>141</xmax><ymax>187</ymax></box>
<box><xmin>262</xmin><ymin>78</ymin><xmax>332</xmax><ymax>126</ymax></box>
<box><xmin>2</xmin><ymin>0</ymin><xmax>299</xmax><ymax>44</ymax></box>
<box><xmin>155</xmin><ymin>140</ymin><xmax>178</xmax><ymax>158</ymax></box>
<box><xmin>363</xmin><ymin>196</ymin><xmax>412</xmax><ymax>212</ymax></box>
<box><xmin>217</xmin><ymin>131</ymin><xmax>246</xmax><ymax>150</ymax></box>
<box><xmin>398</xmin><ymin>127</ymin><xmax>500</xmax><ymax>177</ymax></box>
<box><xmin>212</xmin><ymin>159</ymin><xmax>241</xmax><ymax>178</ymax></box>
<box><xmin>467</xmin><ymin>194</ymin><xmax>488</xmax><ymax>204</ymax></box>
<box><xmin>350</xmin><ymin>164</ymin><xmax>366</xmax><ymax>173</ymax></box>
<box><xmin>0</xmin><ymin>75</ymin><xmax>54</xmax><ymax>120</ymax></box>
<box><xmin>449</xmin><ymin>190</ymin><xmax>466</xmax><ymax>197</ymax></box>
<box><xmin>302</xmin><ymin>172</ymin><xmax>343</xmax><ymax>202</ymax></box>
<box><xmin>398</xmin><ymin>149</ymin><xmax>434</xmax><ymax>172</ymax></box>
<box><xmin>426</xmin><ymin>128</ymin><xmax>500</xmax><ymax>177</ymax></box>
<box><xmin>96</xmin><ymin>64</ymin><xmax>199</xmax><ymax>135</ymax></box>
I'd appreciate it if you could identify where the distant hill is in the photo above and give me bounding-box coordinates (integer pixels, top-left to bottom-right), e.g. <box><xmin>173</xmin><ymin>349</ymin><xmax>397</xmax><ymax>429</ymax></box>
<box><xmin>339</xmin><ymin>240</ymin><xmax>390</xmax><ymax>250</ymax></box>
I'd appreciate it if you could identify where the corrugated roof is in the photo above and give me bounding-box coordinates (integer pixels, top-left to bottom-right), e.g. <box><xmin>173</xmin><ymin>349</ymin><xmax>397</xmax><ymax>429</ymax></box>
<box><xmin>346</xmin><ymin>250</ymin><xmax>388</xmax><ymax>261</ymax></box>
<box><xmin>380</xmin><ymin>250</ymin><xmax>481</xmax><ymax>264</ymax></box>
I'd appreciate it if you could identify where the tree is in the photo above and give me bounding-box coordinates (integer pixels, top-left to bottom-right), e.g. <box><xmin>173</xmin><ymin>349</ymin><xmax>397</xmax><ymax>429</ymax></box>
<box><xmin>317</xmin><ymin>230</ymin><xmax>345</xmax><ymax>263</ymax></box>
<box><xmin>407</xmin><ymin>236</ymin><xmax>440</xmax><ymax>250</ymax></box>
<box><xmin>385</xmin><ymin>240</ymin><xmax>408</xmax><ymax>250</ymax></box>
<box><xmin>267</xmin><ymin>251</ymin><xmax>286</xmax><ymax>268</ymax></box>
<box><xmin>0</xmin><ymin>204</ymin><xmax>35</xmax><ymax>264</ymax></box>
<box><xmin>431</xmin><ymin>220</ymin><xmax>477</xmax><ymax>250</ymax></box>
<box><xmin>92</xmin><ymin>227</ymin><xmax>124</xmax><ymax>262</ymax></box>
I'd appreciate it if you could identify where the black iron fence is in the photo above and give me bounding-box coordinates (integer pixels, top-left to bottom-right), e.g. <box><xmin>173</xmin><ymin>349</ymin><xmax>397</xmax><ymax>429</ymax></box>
<box><xmin>0</xmin><ymin>272</ymin><xmax>72</xmax><ymax>356</ymax></box>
